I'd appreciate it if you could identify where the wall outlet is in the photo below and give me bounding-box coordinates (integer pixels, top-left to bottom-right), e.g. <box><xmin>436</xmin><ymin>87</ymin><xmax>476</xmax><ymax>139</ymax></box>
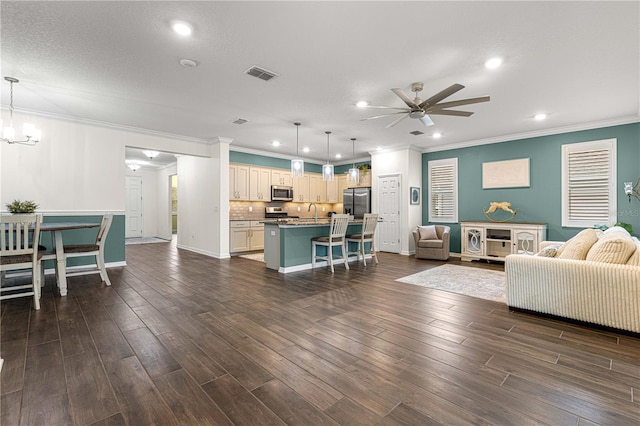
<box><xmin>297</xmin><ymin>206</ymin><xmax>301</xmax><ymax>211</ymax></box>
<box><xmin>249</xmin><ymin>206</ymin><xmax>253</xmax><ymax>212</ymax></box>
<box><xmin>322</xmin><ymin>207</ymin><xmax>325</xmax><ymax>212</ymax></box>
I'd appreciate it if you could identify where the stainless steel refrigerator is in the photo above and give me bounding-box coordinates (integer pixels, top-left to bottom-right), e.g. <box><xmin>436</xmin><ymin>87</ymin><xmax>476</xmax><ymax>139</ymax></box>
<box><xmin>343</xmin><ymin>187</ymin><xmax>371</xmax><ymax>219</ymax></box>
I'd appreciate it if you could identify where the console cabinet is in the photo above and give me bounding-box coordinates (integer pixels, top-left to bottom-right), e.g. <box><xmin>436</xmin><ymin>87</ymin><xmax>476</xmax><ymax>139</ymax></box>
<box><xmin>461</xmin><ymin>221</ymin><xmax>547</xmax><ymax>262</ymax></box>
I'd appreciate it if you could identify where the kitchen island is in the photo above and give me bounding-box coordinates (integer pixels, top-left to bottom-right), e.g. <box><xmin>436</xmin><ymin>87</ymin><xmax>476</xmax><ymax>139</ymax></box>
<box><xmin>263</xmin><ymin>219</ymin><xmax>366</xmax><ymax>273</ymax></box>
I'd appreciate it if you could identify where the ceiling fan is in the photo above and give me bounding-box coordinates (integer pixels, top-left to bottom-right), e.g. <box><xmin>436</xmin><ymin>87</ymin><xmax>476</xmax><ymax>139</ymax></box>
<box><xmin>361</xmin><ymin>82</ymin><xmax>490</xmax><ymax>128</ymax></box>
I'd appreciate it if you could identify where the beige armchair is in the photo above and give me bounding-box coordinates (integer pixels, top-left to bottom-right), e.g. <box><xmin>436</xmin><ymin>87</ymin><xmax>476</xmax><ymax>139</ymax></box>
<box><xmin>412</xmin><ymin>225</ymin><xmax>450</xmax><ymax>261</ymax></box>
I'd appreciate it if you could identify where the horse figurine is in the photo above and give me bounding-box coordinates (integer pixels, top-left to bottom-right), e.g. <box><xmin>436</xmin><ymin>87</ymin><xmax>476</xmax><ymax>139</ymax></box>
<box><xmin>483</xmin><ymin>201</ymin><xmax>518</xmax><ymax>222</ymax></box>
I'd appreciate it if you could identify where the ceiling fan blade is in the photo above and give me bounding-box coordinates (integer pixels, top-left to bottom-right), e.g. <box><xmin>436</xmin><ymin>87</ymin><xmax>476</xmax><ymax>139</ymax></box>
<box><xmin>428</xmin><ymin>109</ymin><xmax>474</xmax><ymax>117</ymax></box>
<box><xmin>420</xmin><ymin>115</ymin><xmax>434</xmax><ymax>127</ymax></box>
<box><xmin>391</xmin><ymin>88</ymin><xmax>419</xmax><ymax>109</ymax></box>
<box><xmin>419</xmin><ymin>83</ymin><xmax>465</xmax><ymax>108</ymax></box>
<box><xmin>426</xmin><ymin>96</ymin><xmax>490</xmax><ymax>111</ymax></box>
<box><xmin>360</xmin><ymin>111</ymin><xmax>408</xmax><ymax>121</ymax></box>
<box><xmin>363</xmin><ymin>105</ymin><xmax>411</xmax><ymax>111</ymax></box>
<box><xmin>385</xmin><ymin>114</ymin><xmax>410</xmax><ymax>128</ymax></box>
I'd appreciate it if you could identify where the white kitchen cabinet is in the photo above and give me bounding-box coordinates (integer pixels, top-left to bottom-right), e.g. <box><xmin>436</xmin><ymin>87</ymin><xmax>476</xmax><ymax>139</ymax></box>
<box><xmin>309</xmin><ymin>174</ymin><xmax>327</xmax><ymax>203</ymax></box>
<box><xmin>230</xmin><ymin>220</ymin><xmax>265</xmax><ymax>253</ymax></box>
<box><xmin>249</xmin><ymin>167</ymin><xmax>272</xmax><ymax>201</ymax></box>
<box><xmin>271</xmin><ymin>169</ymin><xmax>292</xmax><ymax>187</ymax></box>
<box><xmin>229</xmin><ymin>164</ymin><xmax>250</xmax><ymax>200</ymax></box>
<box><xmin>460</xmin><ymin>221</ymin><xmax>547</xmax><ymax>262</ymax></box>
<box><xmin>326</xmin><ymin>177</ymin><xmax>339</xmax><ymax>203</ymax></box>
<box><xmin>292</xmin><ymin>175</ymin><xmax>310</xmax><ymax>202</ymax></box>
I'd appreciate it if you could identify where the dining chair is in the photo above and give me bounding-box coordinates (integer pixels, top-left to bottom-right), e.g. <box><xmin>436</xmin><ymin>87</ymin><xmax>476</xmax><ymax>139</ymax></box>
<box><xmin>346</xmin><ymin>213</ymin><xmax>379</xmax><ymax>266</ymax></box>
<box><xmin>61</xmin><ymin>213</ymin><xmax>113</xmax><ymax>286</ymax></box>
<box><xmin>311</xmin><ymin>214</ymin><xmax>350</xmax><ymax>273</ymax></box>
<box><xmin>1</xmin><ymin>214</ymin><xmax>42</xmax><ymax>309</ymax></box>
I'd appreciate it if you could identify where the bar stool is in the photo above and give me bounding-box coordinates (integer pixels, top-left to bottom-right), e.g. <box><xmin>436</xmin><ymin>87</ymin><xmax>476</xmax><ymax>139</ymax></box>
<box><xmin>346</xmin><ymin>213</ymin><xmax>379</xmax><ymax>266</ymax></box>
<box><xmin>311</xmin><ymin>214</ymin><xmax>350</xmax><ymax>273</ymax></box>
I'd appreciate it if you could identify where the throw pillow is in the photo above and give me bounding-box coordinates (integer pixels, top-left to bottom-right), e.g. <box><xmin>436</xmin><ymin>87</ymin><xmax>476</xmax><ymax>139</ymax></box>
<box><xmin>535</xmin><ymin>244</ymin><xmax>561</xmax><ymax>257</ymax></box>
<box><xmin>557</xmin><ymin>228</ymin><xmax>599</xmax><ymax>260</ymax></box>
<box><xmin>586</xmin><ymin>234</ymin><xmax>636</xmax><ymax>264</ymax></box>
<box><xmin>626</xmin><ymin>237</ymin><xmax>640</xmax><ymax>267</ymax></box>
<box><xmin>418</xmin><ymin>225</ymin><xmax>438</xmax><ymax>240</ymax></box>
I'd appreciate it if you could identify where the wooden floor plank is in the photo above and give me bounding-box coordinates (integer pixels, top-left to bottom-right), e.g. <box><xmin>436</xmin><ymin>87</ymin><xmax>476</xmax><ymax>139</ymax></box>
<box><xmin>155</xmin><ymin>369</ymin><xmax>234</xmax><ymax>425</ymax></box>
<box><xmin>201</xmin><ymin>374</ymin><xmax>287</xmax><ymax>426</ymax></box>
<box><xmin>3</xmin><ymin>242</ymin><xmax>638</xmax><ymax>426</ymax></box>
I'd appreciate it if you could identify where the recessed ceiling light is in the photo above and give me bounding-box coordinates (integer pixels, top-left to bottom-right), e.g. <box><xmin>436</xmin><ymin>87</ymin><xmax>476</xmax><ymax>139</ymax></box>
<box><xmin>335</xmin><ymin>154</ymin><xmax>342</xmax><ymax>159</ymax></box>
<box><xmin>376</xmin><ymin>146</ymin><xmax>382</xmax><ymax>151</ymax></box>
<box><xmin>356</xmin><ymin>101</ymin><xmax>368</xmax><ymax>108</ymax></box>
<box><xmin>432</xmin><ymin>132</ymin><xmax>442</xmax><ymax>139</ymax></box>
<box><xmin>271</xmin><ymin>140</ymin><xmax>280</xmax><ymax>147</ymax></box>
<box><xmin>302</xmin><ymin>147</ymin><xmax>310</xmax><ymax>153</ymax></box>
<box><xmin>485</xmin><ymin>57</ymin><xmax>503</xmax><ymax>69</ymax></box>
<box><xmin>172</xmin><ymin>21</ymin><xmax>193</xmax><ymax>36</ymax></box>
<box><xmin>534</xmin><ymin>113</ymin><xmax>547</xmax><ymax>121</ymax></box>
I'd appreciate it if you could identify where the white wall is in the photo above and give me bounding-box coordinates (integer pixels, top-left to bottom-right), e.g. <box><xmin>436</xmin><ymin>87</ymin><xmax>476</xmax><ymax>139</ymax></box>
<box><xmin>176</xmin><ymin>139</ymin><xmax>230</xmax><ymax>258</ymax></box>
<box><xmin>1</xmin><ymin>111</ymin><xmax>212</xmax><ymax>214</ymax></box>
<box><xmin>156</xmin><ymin>164</ymin><xmax>177</xmax><ymax>240</ymax></box>
<box><xmin>371</xmin><ymin>146</ymin><xmax>422</xmax><ymax>255</ymax></box>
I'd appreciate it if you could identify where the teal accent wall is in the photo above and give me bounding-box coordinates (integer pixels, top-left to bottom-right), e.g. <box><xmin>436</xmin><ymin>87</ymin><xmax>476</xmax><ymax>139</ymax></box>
<box><xmin>422</xmin><ymin>123</ymin><xmax>640</xmax><ymax>253</ymax></box>
<box><xmin>230</xmin><ymin>151</ymin><xmax>370</xmax><ymax>176</ymax></box>
<box><xmin>230</xmin><ymin>151</ymin><xmax>323</xmax><ymax>173</ymax></box>
<box><xmin>41</xmin><ymin>214</ymin><xmax>125</xmax><ymax>267</ymax></box>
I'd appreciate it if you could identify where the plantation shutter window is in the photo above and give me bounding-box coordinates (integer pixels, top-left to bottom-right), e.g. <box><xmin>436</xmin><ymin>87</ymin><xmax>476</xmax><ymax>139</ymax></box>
<box><xmin>561</xmin><ymin>139</ymin><xmax>616</xmax><ymax>228</ymax></box>
<box><xmin>428</xmin><ymin>158</ymin><xmax>458</xmax><ymax>223</ymax></box>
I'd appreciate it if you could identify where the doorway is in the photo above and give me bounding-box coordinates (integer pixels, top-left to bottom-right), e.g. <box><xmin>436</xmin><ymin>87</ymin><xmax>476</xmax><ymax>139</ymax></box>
<box><xmin>377</xmin><ymin>174</ymin><xmax>401</xmax><ymax>253</ymax></box>
<box><xmin>125</xmin><ymin>175</ymin><xmax>143</xmax><ymax>238</ymax></box>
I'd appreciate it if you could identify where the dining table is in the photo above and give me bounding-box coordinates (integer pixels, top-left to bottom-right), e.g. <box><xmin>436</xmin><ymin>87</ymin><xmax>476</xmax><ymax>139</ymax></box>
<box><xmin>40</xmin><ymin>221</ymin><xmax>100</xmax><ymax>296</ymax></box>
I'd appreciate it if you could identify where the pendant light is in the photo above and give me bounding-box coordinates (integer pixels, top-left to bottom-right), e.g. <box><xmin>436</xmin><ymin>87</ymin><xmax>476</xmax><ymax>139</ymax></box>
<box><xmin>348</xmin><ymin>138</ymin><xmax>360</xmax><ymax>185</ymax></box>
<box><xmin>1</xmin><ymin>77</ymin><xmax>42</xmax><ymax>146</ymax></box>
<box><xmin>291</xmin><ymin>122</ymin><xmax>304</xmax><ymax>178</ymax></box>
<box><xmin>322</xmin><ymin>131</ymin><xmax>334</xmax><ymax>181</ymax></box>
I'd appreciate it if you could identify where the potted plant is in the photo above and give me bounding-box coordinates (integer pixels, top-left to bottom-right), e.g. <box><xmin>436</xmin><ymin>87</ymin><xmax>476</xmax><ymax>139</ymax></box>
<box><xmin>356</xmin><ymin>164</ymin><xmax>370</xmax><ymax>176</ymax></box>
<box><xmin>6</xmin><ymin>199</ymin><xmax>39</xmax><ymax>214</ymax></box>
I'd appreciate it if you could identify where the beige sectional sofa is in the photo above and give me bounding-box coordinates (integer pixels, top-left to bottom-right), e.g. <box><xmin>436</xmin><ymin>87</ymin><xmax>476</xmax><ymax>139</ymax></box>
<box><xmin>505</xmin><ymin>227</ymin><xmax>640</xmax><ymax>333</ymax></box>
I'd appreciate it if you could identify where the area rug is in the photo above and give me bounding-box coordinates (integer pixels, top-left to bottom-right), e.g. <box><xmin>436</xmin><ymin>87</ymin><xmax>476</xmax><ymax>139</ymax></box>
<box><xmin>396</xmin><ymin>264</ymin><xmax>506</xmax><ymax>303</ymax></box>
<box><xmin>125</xmin><ymin>237</ymin><xmax>171</xmax><ymax>245</ymax></box>
<box><xmin>237</xmin><ymin>252</ymin><xmax>265</xmax><ymax>262</ymax></box>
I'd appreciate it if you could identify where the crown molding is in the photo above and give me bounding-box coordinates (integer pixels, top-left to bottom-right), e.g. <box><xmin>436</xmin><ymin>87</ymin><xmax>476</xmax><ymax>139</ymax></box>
<box><xmin>1</xmin><ymin>106</ymin><xmax>209</xmax><ymax>145</ymax></box>
<box><xmin>421</xmin><ymin>116</ymin><xmax>640</xmax><ymax>153</ymax></box>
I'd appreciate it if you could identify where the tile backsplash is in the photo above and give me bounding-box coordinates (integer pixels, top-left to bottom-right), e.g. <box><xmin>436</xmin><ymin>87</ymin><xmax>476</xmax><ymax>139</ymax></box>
<box><xmin>229</xmin><ymin>201</ymin><xmax>342</xmax><ymax>220</ymax></box>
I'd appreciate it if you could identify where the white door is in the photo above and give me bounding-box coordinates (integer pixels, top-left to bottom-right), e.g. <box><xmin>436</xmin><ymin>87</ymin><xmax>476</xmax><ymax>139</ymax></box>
<box><xmin>125</xmin><ymin>175</ymin><xmax>143</xmax><ymax>238</ymax></box>
<box><xmin>377</xmin><ymin>174</ymin><xmax>401</xmax><ymax>253</ymax></box>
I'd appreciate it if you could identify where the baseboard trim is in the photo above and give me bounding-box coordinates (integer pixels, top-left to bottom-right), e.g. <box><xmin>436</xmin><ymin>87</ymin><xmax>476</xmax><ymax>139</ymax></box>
<box><xmin>279</xmin><ymin>254</ymin><xmax>371</xmax><ymax>273</ymax></box>
<box><xmin>177</xmin><ymin>244</ymin><xmax>231</xmax><ymax>259</ymax></box>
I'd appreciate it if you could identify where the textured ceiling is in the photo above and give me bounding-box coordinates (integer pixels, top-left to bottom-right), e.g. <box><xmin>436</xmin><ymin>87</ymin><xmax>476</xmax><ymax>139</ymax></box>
<box><xmin>2</xmin><ymin>1</ymin><xmax>639</xmax><ymax>168</ymax></box>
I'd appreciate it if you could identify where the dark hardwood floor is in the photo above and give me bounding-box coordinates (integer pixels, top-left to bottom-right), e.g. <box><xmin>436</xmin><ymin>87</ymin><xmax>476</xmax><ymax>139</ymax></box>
<box><xmin>2</xmin><ymin>240</ymin><xmax>639</xmax><ymax>425</ymax></box>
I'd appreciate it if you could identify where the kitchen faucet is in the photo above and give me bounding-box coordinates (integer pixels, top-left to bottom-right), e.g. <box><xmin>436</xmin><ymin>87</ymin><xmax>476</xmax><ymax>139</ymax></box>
<box><xmin>308</xmin><ymin>202</ymin><xmax>317</xmax><ymax>223</ymax></box>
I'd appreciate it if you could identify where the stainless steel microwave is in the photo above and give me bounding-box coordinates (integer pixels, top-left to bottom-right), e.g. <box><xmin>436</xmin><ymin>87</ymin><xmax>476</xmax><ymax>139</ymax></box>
<box><xmin>271</xmin><ymin>185</ymin><xmax>294</xmax><ymax>201</ymax></box>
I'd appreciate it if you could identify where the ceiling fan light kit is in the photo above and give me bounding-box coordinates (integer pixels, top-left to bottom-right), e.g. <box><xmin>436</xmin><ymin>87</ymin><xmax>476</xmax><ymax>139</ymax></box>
<box><xmin>361</xmin><ymin>81</ymin><xmax>490</xmax><ymax>128</ymax></box>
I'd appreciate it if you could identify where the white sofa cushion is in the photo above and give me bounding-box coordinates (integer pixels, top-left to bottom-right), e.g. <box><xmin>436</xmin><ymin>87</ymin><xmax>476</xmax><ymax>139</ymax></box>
<box><xmin>625</xmin><ymin>237</ymin><xmax>640</xmax><ymax>267</ymax></box>
<box><xmin>586</xmin><ymin>227</ymin><xmax>636</xmax><ymax>264</ymax></box>
<box><xmin>556</xmin><ymin>228</ymin><xmax>600</xmax><ymax>260</ymax></box>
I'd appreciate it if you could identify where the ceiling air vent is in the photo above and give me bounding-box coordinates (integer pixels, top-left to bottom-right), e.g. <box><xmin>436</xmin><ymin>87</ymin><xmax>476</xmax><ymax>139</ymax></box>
<box><xmin>232</xmin><ymin>118</ymin><xmax>248</xmax><ymax>125</ymax></box>
<box><xmin>245</xmin><ymin>66</ymin><xmax>278</xmax><ymax>81</ymax></box>
<box><xmin>409</xmin><ymin>130</ymin><xmax>424</xmax><ymax>136</ymax></box>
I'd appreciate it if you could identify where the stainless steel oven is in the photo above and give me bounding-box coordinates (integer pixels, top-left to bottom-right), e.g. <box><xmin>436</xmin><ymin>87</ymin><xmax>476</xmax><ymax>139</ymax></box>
<box><xmin>271</xmin><ymin>185</ymin><xmax>294</xmax><ymax>201</ymax></box>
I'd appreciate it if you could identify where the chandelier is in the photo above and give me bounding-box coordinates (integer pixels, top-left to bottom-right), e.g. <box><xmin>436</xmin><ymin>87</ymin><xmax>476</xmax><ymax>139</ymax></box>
<box><xmin>1</xmin><ymin>77</ymin><xmax>42</xmax><ymax>146</ymax></box>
